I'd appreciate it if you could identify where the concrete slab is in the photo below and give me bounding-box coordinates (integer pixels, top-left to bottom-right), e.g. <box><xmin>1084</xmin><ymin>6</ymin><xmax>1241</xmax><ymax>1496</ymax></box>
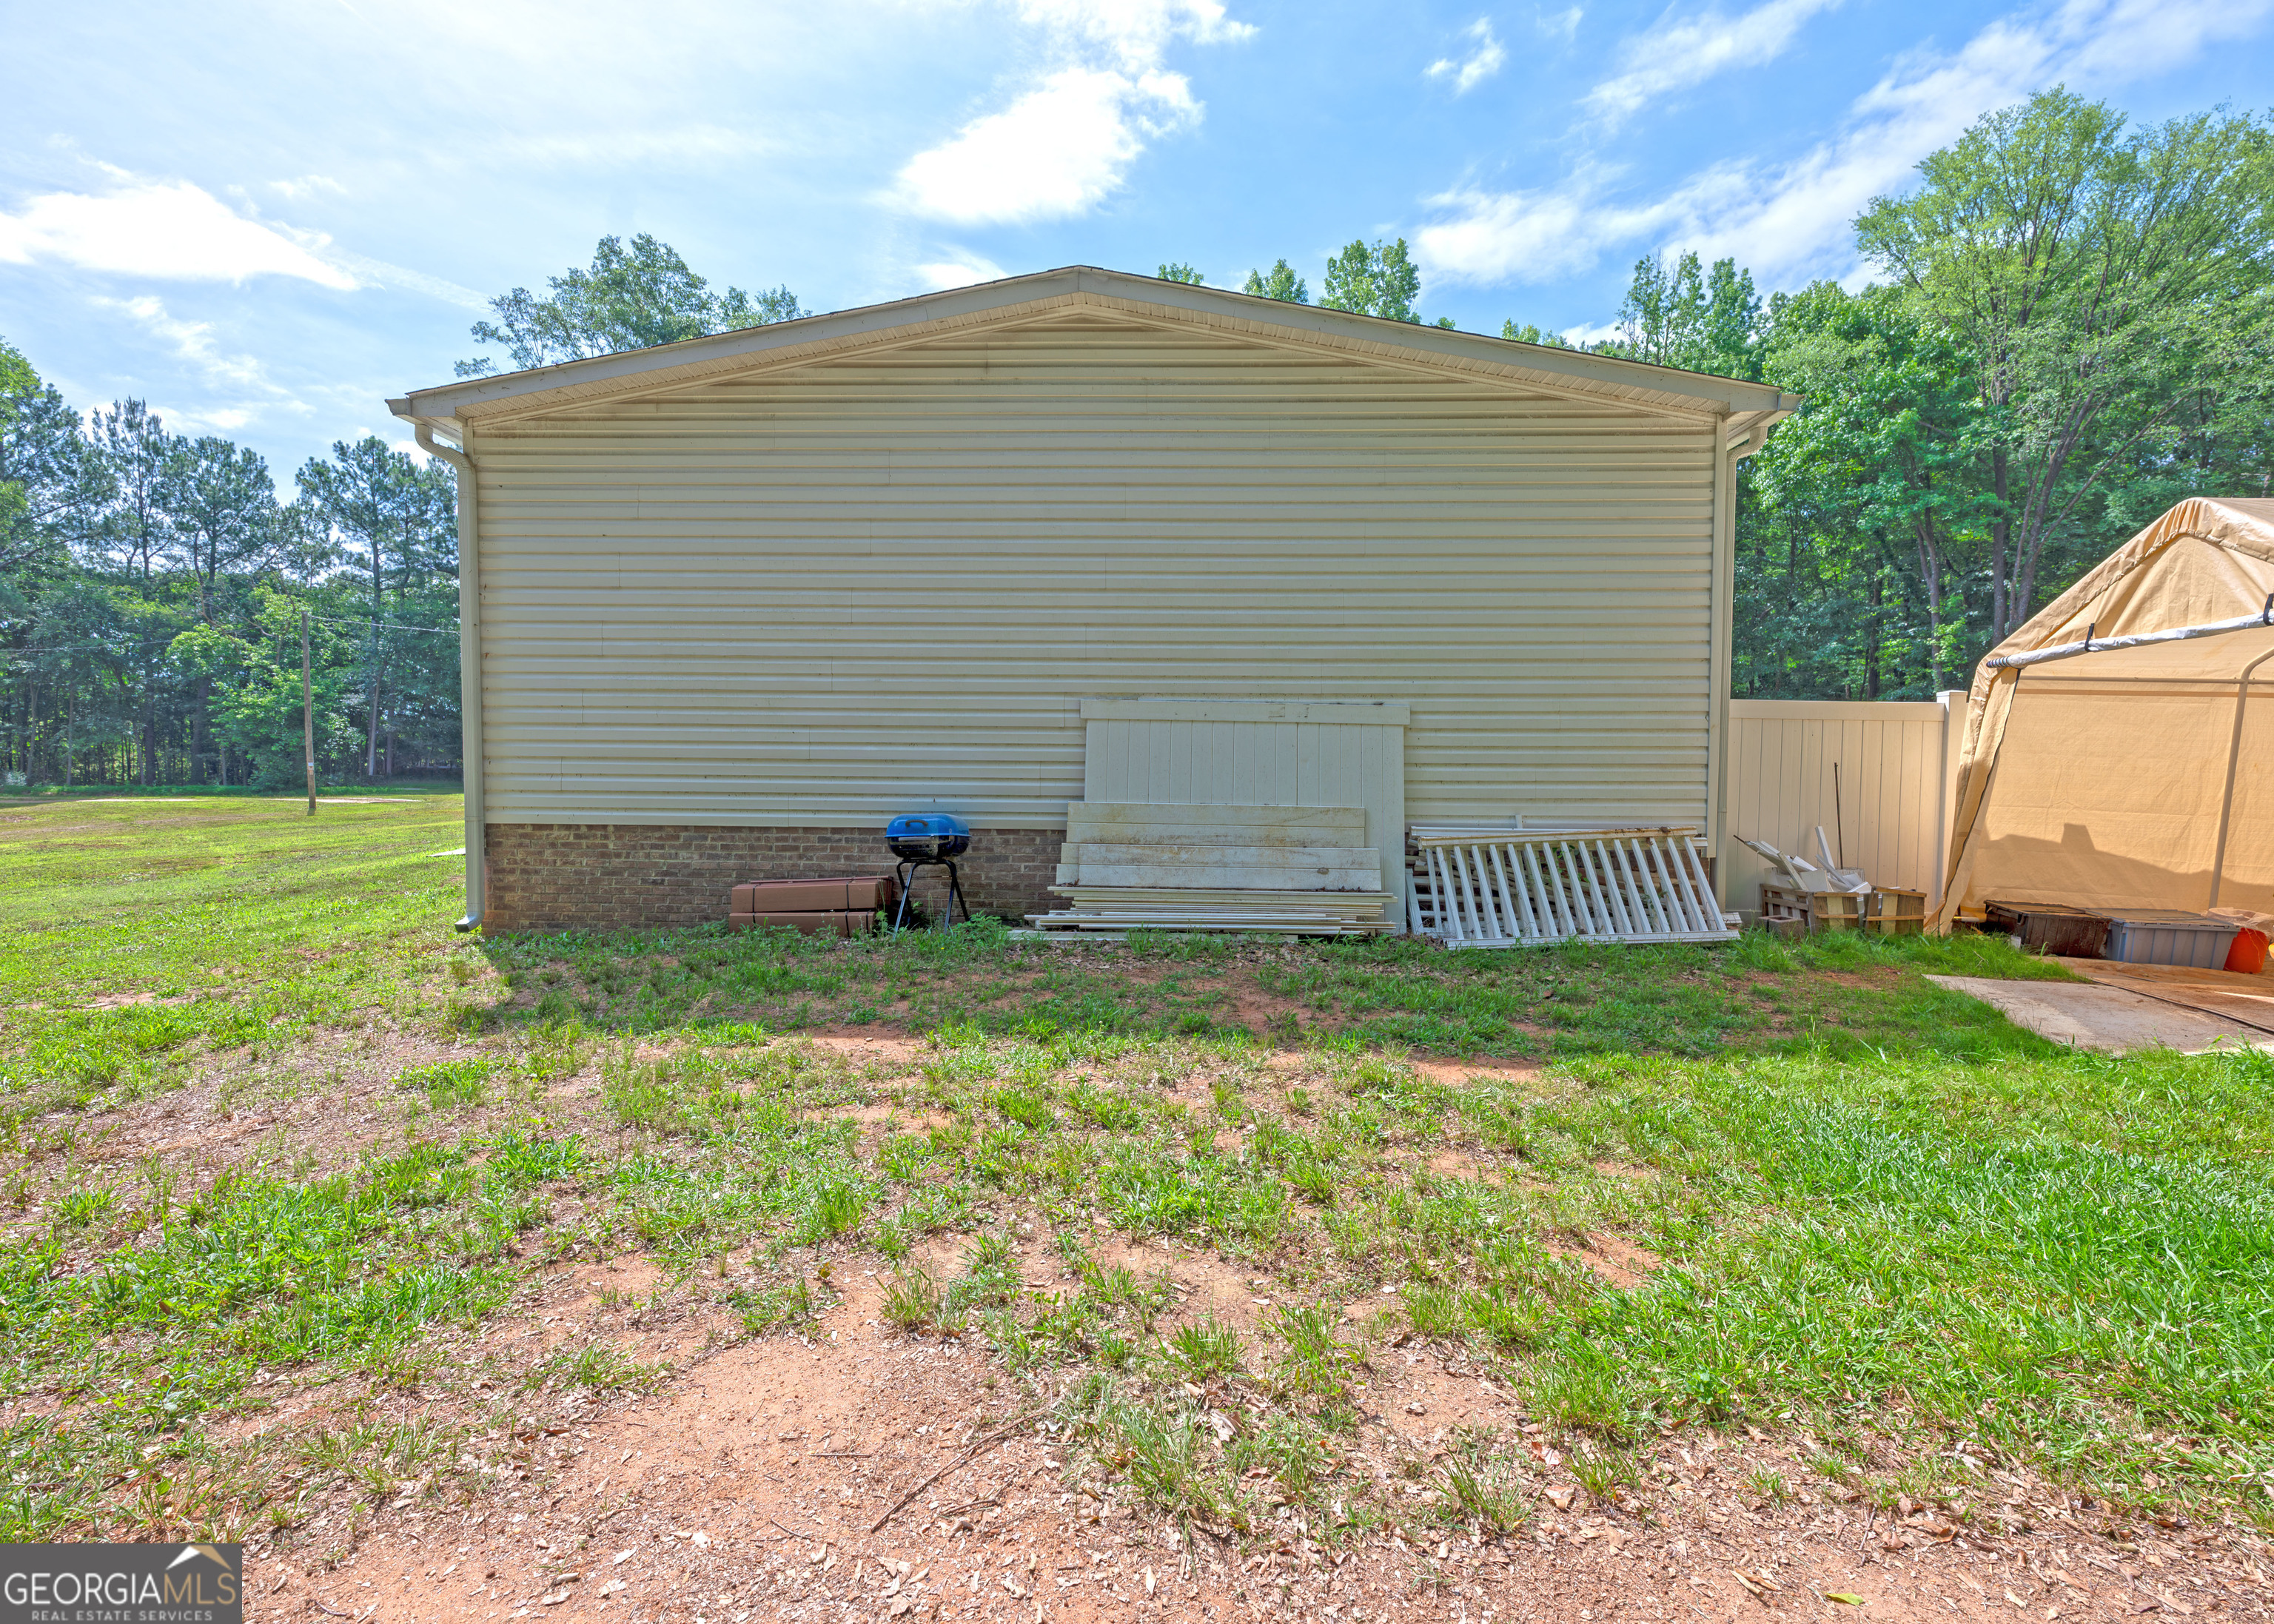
<box><xmin>2053</xmin><ymin>957</ymin><xmax>2274</xmax><ymax>1036</ymax></box>
<box><xmin>1927</xmin><ymin>975</ymin><xmax>2274</xmax><ymax>1055</ymax></box>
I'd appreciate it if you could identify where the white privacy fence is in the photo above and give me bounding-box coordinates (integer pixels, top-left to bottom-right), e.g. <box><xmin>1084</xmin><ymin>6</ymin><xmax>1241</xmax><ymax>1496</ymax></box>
<box><xmin>1718</xmin><ymin>694</ymin><xmax>1965</xmax><ymax>915</ymax></box>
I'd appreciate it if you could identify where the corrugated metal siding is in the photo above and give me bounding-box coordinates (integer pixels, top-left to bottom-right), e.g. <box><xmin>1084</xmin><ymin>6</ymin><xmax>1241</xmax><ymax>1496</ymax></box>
<box><xmin>1720</xmin><ymin>698</ymin><xmax>1960</xmax><ymax>907</ymax></box>
<box><xmin>472</xmin><ymin>312</ymin><xmax>1718</xmax><ymax>829</ymax></box>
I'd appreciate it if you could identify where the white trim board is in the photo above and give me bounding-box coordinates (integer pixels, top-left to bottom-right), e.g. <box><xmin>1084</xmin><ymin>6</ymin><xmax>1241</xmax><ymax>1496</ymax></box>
<box><xmin>1079</xmin><ymin>699</ymin><xmax>1412</xmax><ymax>726</ymax></box>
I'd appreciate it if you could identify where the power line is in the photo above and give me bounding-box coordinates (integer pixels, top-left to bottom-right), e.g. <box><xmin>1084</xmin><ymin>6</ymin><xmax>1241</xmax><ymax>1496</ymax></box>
<box><xmin>306</xmin><ymin>614</ymin><xmax>458</xmax><ymax>635</ymax></box>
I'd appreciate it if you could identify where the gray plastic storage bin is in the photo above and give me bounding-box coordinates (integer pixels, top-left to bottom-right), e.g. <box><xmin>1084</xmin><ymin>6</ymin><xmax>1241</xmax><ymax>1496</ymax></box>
<box><xmin>2099</xmin><ymin>909</ymin><xmax>2240</xmax><ymax>968</ymax></box>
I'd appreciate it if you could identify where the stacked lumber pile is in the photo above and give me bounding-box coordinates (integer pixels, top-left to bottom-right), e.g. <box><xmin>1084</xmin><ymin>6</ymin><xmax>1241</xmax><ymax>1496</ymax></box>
<box><xmin>1031</xmin><ymin>804</ymin><xmax>1394</xmax><ymax>935</ymax></box>
<box><xmin>728</xmin><ymin>876</ymin><xmax>898</xmax><ymax>936</ymax></box>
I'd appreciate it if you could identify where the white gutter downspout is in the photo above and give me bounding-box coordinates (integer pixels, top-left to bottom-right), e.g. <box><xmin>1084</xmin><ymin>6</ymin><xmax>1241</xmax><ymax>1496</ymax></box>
<box><xmin>415</xmin><ymin>421</ymin><xmax>485</xmax><ymax>932</ymax></box>
<box><xmin>1707</xmin><ymin>412</ymin><xmax>1775</xmax><ymax>908</ymax></box>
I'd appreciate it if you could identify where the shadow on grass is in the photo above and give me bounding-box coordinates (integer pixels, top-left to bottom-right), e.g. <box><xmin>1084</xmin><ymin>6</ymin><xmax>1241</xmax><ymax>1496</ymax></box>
<box><xmin>461</xmin><ymin>917</ymin><xmax>2082</xmax><ymax>1065</ymax></box>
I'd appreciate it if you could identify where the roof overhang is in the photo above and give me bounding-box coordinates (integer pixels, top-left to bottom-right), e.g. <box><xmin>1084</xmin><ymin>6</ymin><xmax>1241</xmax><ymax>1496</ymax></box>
<box><xmin>389</xmin><ymin>264</ymin><xmax>1797</xmax><ymax>440</ymax></box>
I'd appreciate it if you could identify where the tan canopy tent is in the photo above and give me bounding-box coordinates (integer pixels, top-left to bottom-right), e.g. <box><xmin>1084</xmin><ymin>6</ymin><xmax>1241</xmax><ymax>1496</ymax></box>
<box><xmin>1936</xmin><ymin>497</ymin><xmax>2274</xmax><ymax>929</ymax></box>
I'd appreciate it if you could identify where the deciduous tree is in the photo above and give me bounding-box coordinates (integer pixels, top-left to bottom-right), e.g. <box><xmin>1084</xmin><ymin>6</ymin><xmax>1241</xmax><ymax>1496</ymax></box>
<box><xmin>1857</xmin><ymin>90</ymin><xmax>2274</xmax><ymax>637</ymax></box>
<box><xmin>456</xmin><ymin>233</ymin><xmax>807</xmax><ymax>378</ymax></box>
<box><xmin>1321</xmin><ymin>238</ymin><xmax>1421</xmax><ymax>322</ymax></box>
<box><xmin>1241</xmin><ymin>260</ymin><xmax>1309</xmax><ymax>303</ymax></box>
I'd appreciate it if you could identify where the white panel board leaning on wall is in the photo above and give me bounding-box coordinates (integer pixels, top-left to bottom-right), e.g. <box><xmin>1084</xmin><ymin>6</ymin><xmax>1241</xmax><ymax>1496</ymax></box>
<box><xmin>1079</xmin><ymin>699</ymin><xmax>1410</xmax><ymax>919</ymax></box>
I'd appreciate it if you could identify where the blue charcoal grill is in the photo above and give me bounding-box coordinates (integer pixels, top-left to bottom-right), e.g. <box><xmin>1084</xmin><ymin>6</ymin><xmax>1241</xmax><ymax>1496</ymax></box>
<box><xmin>887</xmin><ymin>813</ymin><xmax>972</xmax><ymax>931</ymax></box>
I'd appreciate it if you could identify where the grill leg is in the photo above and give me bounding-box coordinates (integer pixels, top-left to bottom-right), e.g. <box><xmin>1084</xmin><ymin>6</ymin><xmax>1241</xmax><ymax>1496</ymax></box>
<box><xmin>892</xmin><ymin>861</ymin><xmax>917</xmax><ymax>933</ymax></box>
<box><xmin>887</xmin><ymin>854</ymin><xmax>973</xmax><ymax>930</ymax></box>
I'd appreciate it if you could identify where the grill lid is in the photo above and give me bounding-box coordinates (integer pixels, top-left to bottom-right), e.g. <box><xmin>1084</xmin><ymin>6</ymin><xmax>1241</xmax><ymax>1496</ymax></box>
<box><xmin>888</xmin><ymin>813</ymin><xmax>969</xmax><ymax>842</ymax></box>
<box><xmin>888</xmin><ymin>812</ymin><xmax>970</xmax><ymax>861</ymax></box>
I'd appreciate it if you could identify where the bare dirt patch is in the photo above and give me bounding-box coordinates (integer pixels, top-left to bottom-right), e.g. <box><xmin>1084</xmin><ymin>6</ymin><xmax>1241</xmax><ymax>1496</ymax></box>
<box><xmin>281</xmin><ymin>1278</ymin><xmax>2273</xmax><ymax>1624</ymax></box>
<box><xmin>1412</xmin><ymin>1056</ymin><xmax>1543</xmax><ymax>1088</ymax></box>
<box><xmin>1153</xmin><ymin>1246</ymin><xmax>1278</xmax><ymax>1338</ymax></box>
<box><xmin>839</xmin><ymin>1103</ymin><xmax>956</xmax><ymax>1139</ymax></box>
<box><xmin>804</xmin><ymin>1034</ymin><xmax>930</xmax><ymax>1069</ymax></box>
<box><xmin>31</xmin><ymin>1032</ymin><xmax>477</xmax><ymax>1193</ymax></box>
<box><xmin>1230</xmin><ymin>983</ymin><xmax>1312</xmax><ymax>1037</ymax></box>
<box><xmin>1541</xmin><ymin>1231</ymin><xmax>1662</xmax><ymax>1289</ymax></box>
<box><xmin>1425</xmin><ymin>1147</ymin><xmax>1492</xmax><ymax>1181</ymax></box>
<box><xmin>1590</xmin><ymin>1159</ymin><xmax>1654</xmax><ymax>1181</ymax></box>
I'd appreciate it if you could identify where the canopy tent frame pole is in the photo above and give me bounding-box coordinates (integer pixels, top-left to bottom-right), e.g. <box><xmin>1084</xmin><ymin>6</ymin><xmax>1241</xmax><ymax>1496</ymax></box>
<box><xmin>2207</xmin><ymin>642</ymin><xmax>2274</xmax><ymax>909</ymax></box>
<box><xmin>1987</xmin><ymin>597</ymin><xmax>2274</xmax><ymax>671</ymax></box>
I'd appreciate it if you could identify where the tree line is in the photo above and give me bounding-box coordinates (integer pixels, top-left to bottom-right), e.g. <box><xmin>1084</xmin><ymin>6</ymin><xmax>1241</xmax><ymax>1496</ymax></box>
<box><xmin>1187</xmin><ymin>91</ymin><xmax>2274</xmax><ymax>699</ymax></box>
<box><xmin>0</xmin><ymin>236</ymin><xmax>808</xmax><ymax>790</ymax></box>
<box><xmin>0</xmin><ymin>369</ymin><xmax>465</xmax><ymax>788</ymax></box>
<box><xmin>9</xmin><ymin>88</ymin><xmax>2267</xmax><ymax>791</ymax></box>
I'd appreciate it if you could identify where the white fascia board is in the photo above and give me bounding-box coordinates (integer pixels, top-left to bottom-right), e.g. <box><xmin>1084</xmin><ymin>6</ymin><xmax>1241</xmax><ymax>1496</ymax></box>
<box><xmin>384</xmin><ymin>265</ymin><xmax>1797</xmax><ymax>426</ymax></box>
<box><xmin>1725</xmin><ymin>404</ymin><xmax>1797</xmax><ymax>454</ymax></box>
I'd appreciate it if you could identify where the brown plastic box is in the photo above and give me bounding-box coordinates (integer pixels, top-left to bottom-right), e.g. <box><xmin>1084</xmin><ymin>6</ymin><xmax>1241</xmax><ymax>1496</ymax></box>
<box><xmin>728</xmin><ymin>910</ymin><xmax>876</xmax><ymax>937</ymax></box>
<box><xmin>730</xmin><ymin>876</ymin><xmax>899</xmax><ymax>914</ymax></box>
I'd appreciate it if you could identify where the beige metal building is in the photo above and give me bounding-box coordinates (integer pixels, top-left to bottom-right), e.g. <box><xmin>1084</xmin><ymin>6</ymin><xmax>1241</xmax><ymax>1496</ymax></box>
<box><xmin>388</xmin><ymin>266</ymin><xmax>1794</xmax><ymax>932</ymax></box>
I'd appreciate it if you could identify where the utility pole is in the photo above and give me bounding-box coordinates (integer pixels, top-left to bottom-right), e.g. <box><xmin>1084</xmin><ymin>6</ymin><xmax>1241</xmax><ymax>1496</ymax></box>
<box><xmin>302</xmin><ymin>610</ymin><xmax>318</xmax><ymax>817</ymax></box>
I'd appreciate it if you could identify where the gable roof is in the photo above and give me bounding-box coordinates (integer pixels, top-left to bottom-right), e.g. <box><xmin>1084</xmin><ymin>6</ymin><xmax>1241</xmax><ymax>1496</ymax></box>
<box><xmin>388</xmin><ymin>264</ymin><xmax>1797</xmax><ymax>448</ymax></box>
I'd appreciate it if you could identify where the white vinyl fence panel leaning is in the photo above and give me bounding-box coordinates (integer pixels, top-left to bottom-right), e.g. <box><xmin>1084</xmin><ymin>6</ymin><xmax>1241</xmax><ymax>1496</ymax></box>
<box><xmin>1409</xmin><ymin>825</ymin><xmax>1737</xmax><ymax>948</ymax></box>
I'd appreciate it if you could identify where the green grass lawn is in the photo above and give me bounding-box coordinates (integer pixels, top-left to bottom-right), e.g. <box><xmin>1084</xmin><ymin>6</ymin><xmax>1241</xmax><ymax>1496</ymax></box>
<box><xmin>1</xmin><ymin>791</ymin><xmax>2268</xmax><ymax>1549</ymax></box>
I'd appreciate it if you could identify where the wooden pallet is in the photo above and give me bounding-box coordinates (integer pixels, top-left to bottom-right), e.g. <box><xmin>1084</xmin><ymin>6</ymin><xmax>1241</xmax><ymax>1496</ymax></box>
<box><xmin>1036</xmin><ymin>803</ymin><xmax>1393</xmax><ymax>934</ymax></box>
<box><xmin>1032</xmin><ymin>885</ymin><xmax>1394</xmax><ymax>934</ymax></box>
<box><xmin>1762</xmin><ymin>885</ymin><xmax>1927</xmax><ymax>936</ymax></box>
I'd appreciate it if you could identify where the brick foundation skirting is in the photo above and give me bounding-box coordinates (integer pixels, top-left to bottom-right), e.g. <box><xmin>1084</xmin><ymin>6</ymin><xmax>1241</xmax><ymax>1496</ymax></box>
<box><xmin>481</xmin><ymin>823</ymin><xmax>1062</xmax><ymax>933</ymax></box>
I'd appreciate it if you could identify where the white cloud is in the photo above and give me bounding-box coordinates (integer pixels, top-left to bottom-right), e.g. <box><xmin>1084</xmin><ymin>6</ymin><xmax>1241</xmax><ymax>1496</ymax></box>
<box><xmin>889</xmin><ymin>0</ymin><xmax>1250</xmax><ymax>224</ymax></box>
<box><xmin>1418</xmin><ymin>160</ymin><xmax>1683</xmax><ymax>283</ymax></box>
<box><xmin>1015</xmin><ymin>0</ymin><xmax>1255</xmax><ymax>66</ymax></box>
<box><xmin>318</xmin><ymin>247</ymin><xmax>489</xmax><ymax>310</ymax></box>
<box><xmin>893</xmin><ymin>65</ymin><xmax>1198</xmax><ymax>224</ymax></box>
<box><xmin>913</xmin><ymin>254</ymin><xmax>1012</xmax><ymax>290</ymax></box>
<box><xmin>1585</xmin><ymin>0</ymin><xmax>1841</xmax><ymax>127</ymax></box>
<box><xmin>0</xmin><ymin>176</ymin><xmax>358</xmax><ymax>287</ymax></box>
<box><xmin>1537</xmin><ymin>5</ymin><xmax>1582</xmax><ymax>42</ymax></box>
<box><xmin>268</xmin><ymin>174</ymin><xmax>346</xmax><ymax>201</ymax></box>
<box><xmin>1418</xmin><ymin>0</ymin><xmax>2273</xmax><ymax>288</ymax></box>
<box><xmin>1426</xmin><ymin>19</ymin><xmax>1507</xmax><ymax>95</ymax></box>
<box><xmin>162</xmin><ymin>405</ymin><xmax>258</xmax><ymax>434</ymax></box>
<box><xmin>96</xmin><ymin>295</ymin><xmax>274</xmax><ymax>389</ymax></box>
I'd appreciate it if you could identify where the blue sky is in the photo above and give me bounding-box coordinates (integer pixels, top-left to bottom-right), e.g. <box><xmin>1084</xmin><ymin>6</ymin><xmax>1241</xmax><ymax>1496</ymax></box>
<box><xmin>4</xmin><ymin>0</ymin><xmax>2271</xmax><ymax>477</ymax></box>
